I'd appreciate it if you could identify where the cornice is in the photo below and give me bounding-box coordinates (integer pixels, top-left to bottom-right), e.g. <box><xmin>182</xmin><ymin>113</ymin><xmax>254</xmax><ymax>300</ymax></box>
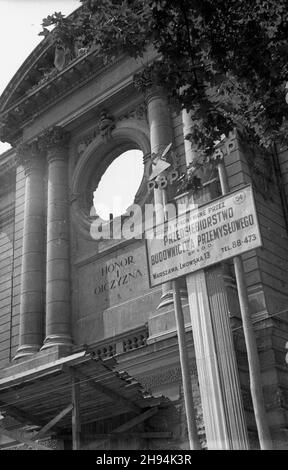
<box><xmin>0</xmin><ymin>47</ymin><xmax>158</xmax><ymax>147</ymax></box>
<box><xmin>0</xmin><ymin>50</ymin><xmax>128</xmax><ymax>146</ymax></box>
<box><xmin>0</xmin><ymin>41</ymin><xmax>51</xmax><ymax>113</ymax></box>
<box><xmin>117</xmin><ymin>331</ymin><xmax>196</xmax><ymax>378</ymax></box>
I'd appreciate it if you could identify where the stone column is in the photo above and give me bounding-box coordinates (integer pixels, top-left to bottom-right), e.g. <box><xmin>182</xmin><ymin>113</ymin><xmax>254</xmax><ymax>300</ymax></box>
<box><xmin>181</xmin><ymin>108</ymin><xmax>196</xmax><ymax>166</ymax></box>
<box><xmin>14</xmin><ymin>142</ymin><xmax>46</xmax><ymax>359</ymax></box>
<box><xmin>182</xmin><ymin>110</ymin><xmax>249</xmax><ymax>449</ymax></box>
<box><xmin>41</xmin><ymin>127</ymin><xmax>72</xmax><ymax>350</ymax></box>
<box><xmin>205</xmin><ymin>267</ymin><xmax>249</xmax><ymax>448</ymax></box>
<box><xmin>146</xmin><ymin>87</ymin><xmax>173</xmax><ymax>308</ymax></box>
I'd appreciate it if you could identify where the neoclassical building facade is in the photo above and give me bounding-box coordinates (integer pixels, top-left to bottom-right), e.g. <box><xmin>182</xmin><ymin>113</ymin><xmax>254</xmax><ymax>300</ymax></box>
<box><xmin>0</xmin><ymin>7</ymin><xmax>288</xmax><ymax>450</ymax></box>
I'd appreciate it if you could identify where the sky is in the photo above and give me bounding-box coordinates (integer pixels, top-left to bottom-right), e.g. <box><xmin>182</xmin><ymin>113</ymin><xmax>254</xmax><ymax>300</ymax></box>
<box><xmin>93</xmin><ymin>150</ymin><xmax>144</xmax><ymax>220</ymax></box>
<box><xmin>0</xmin><ymin>0</ymin><xmax>144</xmax><ymax>216</ymax></box>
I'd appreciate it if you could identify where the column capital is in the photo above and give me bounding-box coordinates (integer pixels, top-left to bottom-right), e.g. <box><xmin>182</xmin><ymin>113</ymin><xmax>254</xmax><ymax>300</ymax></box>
<box><xmin>144</xmin><ymin>85</ymin><xmax>167</xmax><ymax>106</ymax></box>
<box><xmin>39</xmin><ymin>126</ymin><xmax>70</xmax><ymax>158</ymax></box>
<box><xmin>134</xmin><ymin>65</ymin><xmax>167</xmax><ymax>104</ymax></box>
<box><xmin>15</xmin><ymin>141</ymin><xmax>45</xmax><ymax>175</ymax></box>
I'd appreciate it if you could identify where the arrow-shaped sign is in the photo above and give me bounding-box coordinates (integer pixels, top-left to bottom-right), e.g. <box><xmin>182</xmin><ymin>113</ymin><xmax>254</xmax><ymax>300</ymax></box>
<box><xmin>149</xmin><ymin>143</ymin><xmax>172</xmax><ymax>181</ymax></box>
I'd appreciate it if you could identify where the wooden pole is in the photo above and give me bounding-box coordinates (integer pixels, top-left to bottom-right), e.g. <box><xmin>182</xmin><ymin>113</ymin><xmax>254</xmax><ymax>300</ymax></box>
<box><xmin>217</xmin><ymin>160</ymin><xmax>273</xmax><ymax>449</ymax></box>
<box><xmin>172</xmin><ymin>279</ymin><xmax>201</xmax><ymax>450</ymax></box>
<box><xmin>71</xmin><ymin>372</ymin><xmax>81</xmax><ymax>450</ymax></box>
<box><xmin>33</xmin><ymin>404</ymin><xmax>73</xmax><ymax>441</ymax></box>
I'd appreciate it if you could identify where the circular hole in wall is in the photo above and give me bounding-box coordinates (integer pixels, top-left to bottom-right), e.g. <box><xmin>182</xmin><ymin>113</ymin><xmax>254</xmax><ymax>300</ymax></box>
<box><xmin>93</xmin><ymin>149</ymin><xmax>144</xmax><ymax>221</ymax></box>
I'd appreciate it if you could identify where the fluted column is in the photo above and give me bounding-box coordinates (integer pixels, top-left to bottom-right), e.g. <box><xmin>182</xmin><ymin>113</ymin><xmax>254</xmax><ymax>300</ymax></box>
<box><xmin>182</xmin><ymin>110</ymin><xmax>249</xmax><ymax>449</ymax></box>
<box><xmin>206</xmin><ymin>267</ymin><xmax>249</xmax><ymax>448</ymax></box>
<box><xmin>146</xmin><ymin>87</ymin><xmax>173</xmax><ymax>308</ymax></box>
<box><xmin>182</xmin><ymin>108</ymin><xmax>197</xmax><ymax>166</ymax></box>
<box><xmin>41</xmin><ymin>127</ymin><xmax>72</xmax><ymax>350</ymax></box>
<box><xmin>14</xmin><ymin>142</ymin><xmax>46</xmax><ymax>359</ymax></box>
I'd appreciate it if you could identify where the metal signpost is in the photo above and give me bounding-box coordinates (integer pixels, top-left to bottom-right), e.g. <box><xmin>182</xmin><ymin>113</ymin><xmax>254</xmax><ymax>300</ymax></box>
<box><xmin>217</xmin><ymin>163</ymin><xmax>272</xmax><ymax>450</ymax></box>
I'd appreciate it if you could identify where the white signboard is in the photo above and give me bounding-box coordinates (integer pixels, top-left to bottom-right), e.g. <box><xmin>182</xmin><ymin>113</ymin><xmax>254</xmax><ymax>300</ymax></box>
<box><xmin>146</xmin><ymin>185</ymin><xmax>262</xmax><ymax>287</ymax></box>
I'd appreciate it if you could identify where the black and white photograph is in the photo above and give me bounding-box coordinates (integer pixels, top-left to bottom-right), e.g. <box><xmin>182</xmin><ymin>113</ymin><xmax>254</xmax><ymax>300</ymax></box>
<box><xmin>0</xmin><ymin>0</ymin><xmax>287</xmax><ymax>454</ymax></box>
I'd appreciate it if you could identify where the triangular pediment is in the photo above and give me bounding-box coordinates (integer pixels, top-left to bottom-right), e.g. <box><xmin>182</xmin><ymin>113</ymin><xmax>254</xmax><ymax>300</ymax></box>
<box><xmin>0</xmin><ymin>6</ymin><xmax>105</xmax><ymax>145</ymax></box>
<box><xmin>0</xmin><ymin>39</ymin><xmax>54</xmax><ymax>113</ymax></box>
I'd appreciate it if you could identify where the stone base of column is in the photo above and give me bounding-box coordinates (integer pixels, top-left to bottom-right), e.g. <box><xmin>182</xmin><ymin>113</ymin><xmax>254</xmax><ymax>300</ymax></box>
<box><xmin>41</xmin><ymin>334</ymin><xmax>73</xmax><ymax>351</ymax></box>
<box><xmin>157</xmin><ymin>290</ymin><xmax>175</xmax><ymax>309</ymax></box>
<box><xmin>157</xmin><ymin>287</ymin><xmax>188</xmax><ymax>309</ymax></box>
<box><xmin>148</xmin><ymin>289</ymin><xmax>190</xmax><ymax>344</ymax></box>
<box><xmin>14</xmin><ymin>344</ymin><xmax>40</xmax><ymax>360</ymax></box>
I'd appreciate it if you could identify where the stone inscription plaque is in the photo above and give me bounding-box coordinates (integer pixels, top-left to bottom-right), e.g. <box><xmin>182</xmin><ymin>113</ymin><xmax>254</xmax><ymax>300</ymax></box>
<box><xmin>78</xmin><ymin>243</ymin><xmax>149</xmax><ymax>318</ymax></box>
